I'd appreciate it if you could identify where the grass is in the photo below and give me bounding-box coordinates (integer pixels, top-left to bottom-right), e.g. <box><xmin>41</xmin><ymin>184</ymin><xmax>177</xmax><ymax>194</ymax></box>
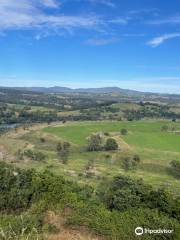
<box><xmin>41</xmin><ymin>120</ymin><xmax>180</xmax><ymax>194</ymax></box>
<box><xmin>1</xmin><ymin>120</ymin><xmax>180</xmax><ymax>195</ymax></box>
<box><xmin>43</xmin><ymin>120</ymin><xmax>180</xmax><ymax>152</ymax></box>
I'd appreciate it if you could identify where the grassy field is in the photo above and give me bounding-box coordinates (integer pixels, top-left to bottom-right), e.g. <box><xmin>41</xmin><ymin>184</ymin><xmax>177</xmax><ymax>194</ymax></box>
<box><xmin>43</xmin><ymin>120</ymin><xmax>180</xmax><ymax>151</ymax></box>
<box><xmin>42</xmin><ymin>120</ymin><xmax>180</xmax><ymax>194</ymax></box>
<box><xmin>1</xmin><ymin>120</ymin><xmax>180</xmax><ymax>195</ymax></box>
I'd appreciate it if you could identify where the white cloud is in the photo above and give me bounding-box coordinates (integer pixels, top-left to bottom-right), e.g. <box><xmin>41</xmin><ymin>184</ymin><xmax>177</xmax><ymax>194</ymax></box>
<box><xmin>0</xmin><ymin>0</ymin><xmax>146</xmax><ymax>43</ymax></box>
<box><xmin>109</xmin><ymin>17</ymin><xmax>128</xmax><ymax>25</ymax></box>
<box><xmin>122</xmin><ymin>33</ymin><xmax>145</xmax><ymax>37</ymax></box>
<box><xmin>0</xmin><ymin>0</ymin><xmax>133</xmax><ymax>39</ymax></box>
<box><xmin>147</xmin><ymin>33</ymin><xmax>180</xmax><ymax>47</ymax></box>
<box><xmin>0</xmin><ymin>0</ymin><xmax>103</xmax><ymax>33</ymax></box>
<box><xmin>148</xmin><ymin>15</ymin><xmax>180</xmax><ymax>25</ymax></box>
<box><xmin>85</xmin><ymin>38</ymin><xmax>118</xmax><ymax>45</ymax></box>
<box><xmin>128</xmin><ymin>8</ymin><xmax>159</xmax><ymax>16</ymax></box>
<box><xmin>88</xmin><ymin>0</ymin><xmax>116</xmax><ymax>8</ymax></box>
<box><xmin>40</xmin><ymin>0</ymin><xmax>59</xmax><ymax>8</ymax></box>
<box><xmin>0</xmin><ymin>0</ymin><xmax>36</xmax><ymax>29</ymax></box>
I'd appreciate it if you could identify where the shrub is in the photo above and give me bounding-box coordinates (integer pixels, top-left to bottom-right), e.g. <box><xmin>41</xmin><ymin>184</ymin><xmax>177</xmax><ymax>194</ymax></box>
<box><xmin>104</xmin><ymin>132</ymin><xmax>110</xmax><ymax>136</ymax></box>
<box><xmin>57</xmin><ymin>141</ymin><xmax>71</xmax><ymax>164</ymax></box>
<box><xmin>104</xmin><ymin>138</ymin><xmax>118</xmax><ymax>151</ymax></box>
<box><xmin>87</xmin><ymin>134</ymin><xmax>103</xmax><ymax>151</ymax></box>
<box><xmin>120</xmin><ymin>128</ymin><xmax>128</xmax><ymax>135</ymax></box>
<box><xmin>40</xmin><ymin>137</ymin><xmax>46</xmax><ymax>143</ymax></box>
<box><xmin>98</xmin><ymin>175</ymin><xmax>180</xmax><ymax>221</ymax></box>
<box><xmin>85</xmin><ymin>159</ymin><xmax>95</xmax><ymax>171</ymax></box>
<box><xmin>122</xmin><ymin>155</ymin><xmax>141</xmax><ymax>171</ymax></box>
<box><xmin>0</xmin><ymin>214</ymin><xmax>42</xmax><ymax>240</ymax></box>
<box><xmin>0</xmin><ymin>162</ymin><xmax>180</xmax><ymax>240</ymax></box>
<box><xmin>170</xmin><ymin>160</ymin><xmax>180</xmax><ymax>178</ymax></box>
<box><xmin>122</xmin><ymin>157</ymin><xmax>132</xmax><ymax>171</ymax></box>
<box><xmin>23</xmin><ymin>149</ymin><xmax>46</xmax><ymax>161</ymax></box>
<box><xmin>161</xmin><ymin>125</ymin><xmax>168</xmax><ymax>131</ymax></box>
<box><xmin>133</xmin><ymin>154</ymin><xmax>141</xmax><ymax>163</ymax></box>
<box><xmin>67</xmin><ymin>205</ymin><xmax>180</xmax><ymax>240</ymax></box>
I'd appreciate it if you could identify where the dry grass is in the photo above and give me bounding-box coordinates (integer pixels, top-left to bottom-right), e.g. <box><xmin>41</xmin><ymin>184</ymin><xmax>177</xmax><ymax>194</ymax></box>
<box><xmin>48</xmin><ymin>231</ymin><xmax>101</xmax><ymax>240</ymax></box>
<box><xmin>45</xmin><ymin>211</ymin><xmax>104</xmax><ymax>240</ymax></box>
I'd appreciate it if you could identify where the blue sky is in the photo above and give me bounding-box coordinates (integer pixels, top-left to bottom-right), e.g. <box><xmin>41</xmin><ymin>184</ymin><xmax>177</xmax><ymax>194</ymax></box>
<box><xmin>0</xmin><ymin>0</ymin><xmax>180</xmax><ymax>93</ymax></box>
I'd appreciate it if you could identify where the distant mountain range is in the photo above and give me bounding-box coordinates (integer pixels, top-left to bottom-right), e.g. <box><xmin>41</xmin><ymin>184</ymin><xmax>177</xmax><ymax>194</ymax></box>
<box><xmin>0</xmin><ymin>86</ymin><xmax>179</xmax><ymax>97</ymax></box>
<box><xmin>4</xmin><ymin>86</ymin><xmax>149</xmax><ymax>95</ymax></box>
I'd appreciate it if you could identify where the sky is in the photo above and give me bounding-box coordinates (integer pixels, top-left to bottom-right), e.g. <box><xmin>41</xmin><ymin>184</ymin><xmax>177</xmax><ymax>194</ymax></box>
<box><xmin>0</xmin><ymin>0</ymin><xmax>180</xmax><ymax>93</ymax></box>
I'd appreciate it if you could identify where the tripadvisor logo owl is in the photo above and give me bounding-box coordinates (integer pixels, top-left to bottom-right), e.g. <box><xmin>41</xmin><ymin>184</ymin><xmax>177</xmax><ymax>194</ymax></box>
<box><xmin>135</xmin><ymin>227</ymin><xmax>144</xmax><ymax>236</ymax></box>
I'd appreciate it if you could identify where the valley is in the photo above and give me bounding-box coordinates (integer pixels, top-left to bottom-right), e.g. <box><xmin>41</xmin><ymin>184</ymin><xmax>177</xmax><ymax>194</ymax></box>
<box><xmin>0</xmin><ymin>87</ymin><xmax>180</xmax><ymax>240</ymax></box>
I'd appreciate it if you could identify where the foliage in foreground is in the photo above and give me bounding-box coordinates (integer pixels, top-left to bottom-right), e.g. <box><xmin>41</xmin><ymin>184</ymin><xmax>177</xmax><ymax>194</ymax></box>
<box><xmin>0</xmin><ymin>214</ymin><xmax>42</xmax><ymax>240</ymax></box>
<box><xmin>0</xmin><ymin>162</ymin><xmax>180</xmax><ymax>240</ymax></box>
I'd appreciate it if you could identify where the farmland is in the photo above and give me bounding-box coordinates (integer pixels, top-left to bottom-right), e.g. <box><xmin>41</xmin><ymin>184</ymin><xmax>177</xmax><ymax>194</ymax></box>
<box><xmin>1</xmin><ymin>120</ymin><xmax>179</xmax><ymax>194</ymax></box>
<box><xmin>44</xmin><ymin>120</ymin><xmax>180</xmax><ymax>151</ymax></box>
<box><xmin>0</xmin><ymin>88</ymin><xmax>180</xmax><ymax>239</ymax></box>
<box><xmin>42</xmin><ymin>120</ymin><xmax>180</xmax><ymax>192</ymax></box>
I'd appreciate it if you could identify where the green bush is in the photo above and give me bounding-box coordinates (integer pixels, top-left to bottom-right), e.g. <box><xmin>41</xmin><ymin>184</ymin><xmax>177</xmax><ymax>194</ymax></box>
<box><xmin>170</xmin><ymin>160</ymin><xmax>180</xmax><ymax>178</ymax></box>
<box><xmin>161</xmin><ymin>125</ymin><xmax>169</xmax><ymax>131</ymax></box>
<box><xmin>23</xmin><ymin>149</ymin><xmax>46</xmax><ymax>161</ymax></box>
<box><xmin>0</xmin><ymin>213</ymin><xmax>42</xmax><ymax>239</ymax></box>
<box><xmin>67</xmin><ymin>206</ymin><xmax>180</xmax><ymax>240</ymax></box>
<box><xmin>0</xmin><ymin>162</ymin><xmax>180</xmax><ymax>240</ymax></box>
<box><xmin>104</xmin><ymin>138</ymin><xmax>118</xmax><ymax>151</ymax></box>
<box><xmin>121</xmin><ymin>128</ymin><xmax>128</xmax><ymax>135</ymax></box>
<box><xmin>121</xmin><ymin>155</ymin><xmax>141</xmax><ymax>171</ymax></box>
<box><xmin>98</xmin><ymin>175</ymin><xmax>180</xmax><ymax>221</ymax></box>
<box><xmin>57</xmin><ymin>141</ymin><xmax>71</xmax><ymax>164</ymax></box>
<box><xmin>87</xmin><ymin>134</ymin><xmax>103</xmax><ymax>151</ymax></box>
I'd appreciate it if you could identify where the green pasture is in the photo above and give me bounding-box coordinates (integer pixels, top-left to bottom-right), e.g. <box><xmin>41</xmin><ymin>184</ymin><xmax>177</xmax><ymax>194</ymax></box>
<box><xmin>4</xmin><ymin>120</ymin><xmax>179</xmax><ymax>195</ymax></box>
<box><xmin>43</xmin><ymin>120</ymin><xmax>180</xmax><ymax>152</ymax></box>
